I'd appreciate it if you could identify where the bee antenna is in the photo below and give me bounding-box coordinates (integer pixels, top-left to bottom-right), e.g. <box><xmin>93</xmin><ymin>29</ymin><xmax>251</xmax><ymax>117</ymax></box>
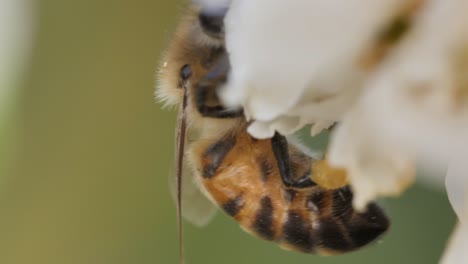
<box><xmin>176</xmin><ymin>64</ymin><xmax>191</xmax><ymax>264</ymax></box>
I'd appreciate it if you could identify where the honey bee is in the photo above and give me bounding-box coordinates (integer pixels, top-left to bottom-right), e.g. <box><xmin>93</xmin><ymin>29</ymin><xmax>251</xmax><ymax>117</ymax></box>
<box><xmin>157</xmin><ymin>3</ymin><xmax>390</xmax><ymax>257</ymax></box>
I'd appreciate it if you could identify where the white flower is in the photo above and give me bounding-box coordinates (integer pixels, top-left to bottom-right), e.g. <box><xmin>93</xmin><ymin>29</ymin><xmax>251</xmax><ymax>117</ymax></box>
<box><xmin>446</xmin><ymin>154</ymin><xmax>468</xmax><ymax>224</ymax></box>
<box><xmin>220</xmin><ymin>0</ymin><xmax>468</xmax><ymax>262</ymax></box>
<box><xmin>329</xmin><ymin>0</ymin><xmax>468</xmax><ymax>209</ymax></box>
<box><xmin>221</xmin><ymin>0</ymin><xmax>412</xmax><ymax>138</ymax></box>
<box><xmin>194</xmin><ymin>0</ymin><xmax>232</xmax><ymax>14</ymax></box>
<box><xmin>442</xmin><ymin>152</ymin><xmax>468</xmax><ymax>264</ymax></box>
<box><xmin>441</xmin><ymin>221</ymin><xmax>468</xmax><ymax>264</ymax></box>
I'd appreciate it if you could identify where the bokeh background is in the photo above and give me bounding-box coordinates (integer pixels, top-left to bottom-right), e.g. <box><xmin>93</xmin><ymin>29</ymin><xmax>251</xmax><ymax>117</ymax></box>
<box><xmin>0</xmin><ymin>1</ymin><xmax>456</xmax><ymax>263</ymax></box>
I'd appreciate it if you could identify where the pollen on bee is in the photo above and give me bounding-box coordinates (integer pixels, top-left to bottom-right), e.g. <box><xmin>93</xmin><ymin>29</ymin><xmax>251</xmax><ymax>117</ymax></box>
<box><xmin>311</xmin><ymin>159</ymin><xmax>348</xmax><ymax>190</ymax></box>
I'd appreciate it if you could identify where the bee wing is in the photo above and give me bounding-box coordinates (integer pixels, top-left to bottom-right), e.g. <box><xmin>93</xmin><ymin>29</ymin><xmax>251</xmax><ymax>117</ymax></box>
<box><xmin>169</xmin><ymin>158</ymin><xmax>217</xmax><ymax>227</ymax></box>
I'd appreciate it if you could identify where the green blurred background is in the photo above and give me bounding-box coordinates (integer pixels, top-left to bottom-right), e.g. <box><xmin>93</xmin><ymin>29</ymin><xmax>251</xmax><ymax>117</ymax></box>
<box><xmin>1</xmin><ymin>1</ymin><xmax>456</xmax><ymax>263</ymax></box>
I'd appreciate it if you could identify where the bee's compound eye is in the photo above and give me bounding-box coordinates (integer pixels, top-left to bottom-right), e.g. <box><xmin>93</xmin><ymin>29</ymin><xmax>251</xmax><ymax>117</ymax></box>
<box><xmin>198</xmin><ymin>9</ymin><xmax>226</xmax><ymax>37</ymax></box>
<box><xmin>180</xmin><ymin>64</ymin><xmax>192</xmax><ymax>81</ymax></box>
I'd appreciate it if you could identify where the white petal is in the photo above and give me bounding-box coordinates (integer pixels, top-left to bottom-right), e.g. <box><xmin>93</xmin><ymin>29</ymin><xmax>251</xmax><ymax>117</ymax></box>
<box><xmin>328</xmin><ymin>108</ymin><xmax>416</xmax><ymax>210</ymax></box>
<box><xmin>221</xmin><ymin>0</ymin><xmax>409</xmax><ymax>137</ymax></box>
<box><xmin>355</xmin><ymin>0</ymin><xmax>468</xmax><ymax>168</ymax></box>
<box><xmin>441</xmin><ymin>152</ymin><xmax>468</xmax><ymax>264</ymax></box>
<box><xmin>247</xmin><ymin>116</ymin><xmax>302</xmax><ymax>139</ymax></box>
<box><xmin>329</xmin><ymin>0</ymin><xmax>468</xmax><ymax>208</ymax></box>
<box><xmin>310</xmin><ymin>121</ymin><xmax>335</xmax><ymax>137</ymax></box>
<box><xmin>246</xmin><ymin>121</ymin><xmax>275</xmax><ymax>139</ymax></box>
<box><xmin>193</xmin><ymin>0</ymin><xmax>232</xmax><ymax>13</ymax></box>
<box><xmin>446</xmin><ymin>153</ymin><xmax>468</xmax><ymax>224</ymax></box>
<box><xmin>441</xmin><ymin>222</ymin><xmax>468</xmax><ymax>264</ymax></box>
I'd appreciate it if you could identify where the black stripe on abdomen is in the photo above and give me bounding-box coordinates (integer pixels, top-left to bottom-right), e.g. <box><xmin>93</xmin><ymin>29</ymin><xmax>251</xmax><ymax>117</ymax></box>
<box><xmin>222</xmin><ymin>195</ymin><xmax>244</xmax><ymax>217</ymax></box>
<box><xmin>252</xmin><ymin>196</ymin><xmax>275</xmax><ymax>240</ymax></box>
<box><xmin>282</xmin><ymin>210</ymin><xmax>315</xmax><ymax>252</ymax></box>
<box><xmin>318</xmin><ymin>220</ymin><xmax>353</xmax><ymax>251</ymax></box>
<box><xmin>331</xmin><ymin>187</ymin><xmax>353</xmax><ymax>221</ymax></box>
<box><xmin>202</xmin><ymin>135</ymin><xmax>236</xmax><ymax>178</ymax></box>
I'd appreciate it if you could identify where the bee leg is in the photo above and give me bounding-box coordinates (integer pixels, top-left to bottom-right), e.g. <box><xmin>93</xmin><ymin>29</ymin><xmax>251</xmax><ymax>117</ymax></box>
<box><xmin>271</xmin><ymin>132</ymin><xmax>316</xmax><ymax>188</ymax></box>
<box><xmin>195</xmin><ymin>56</ymin><xmax>243</xmax><ymax>119</ymax></box>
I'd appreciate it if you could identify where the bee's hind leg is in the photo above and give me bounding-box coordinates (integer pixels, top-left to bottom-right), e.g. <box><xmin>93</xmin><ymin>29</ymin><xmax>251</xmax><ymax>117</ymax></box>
<box><xmin>195</xmin><ymin>55</ymin><xmax>243</xmax><ymax>119</ymax></box>
<box><xmin>271</xmin><ymin>132</ymin><xmax>317</xmax><ymax>189</ymax></box>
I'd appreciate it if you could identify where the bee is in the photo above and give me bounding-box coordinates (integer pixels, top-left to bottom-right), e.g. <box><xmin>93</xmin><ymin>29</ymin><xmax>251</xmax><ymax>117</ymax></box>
<box><xmin>157</xmin><ymin>3</ymin><xmax>390</xmax><ymax>257</ymax></box>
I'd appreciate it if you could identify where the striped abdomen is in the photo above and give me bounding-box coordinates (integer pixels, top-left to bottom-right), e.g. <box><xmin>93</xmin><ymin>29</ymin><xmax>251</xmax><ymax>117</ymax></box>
<box><xmin>193</xmin><ymin>130</ymin><xmax>390</xmax><ymax>254</ymax></box>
